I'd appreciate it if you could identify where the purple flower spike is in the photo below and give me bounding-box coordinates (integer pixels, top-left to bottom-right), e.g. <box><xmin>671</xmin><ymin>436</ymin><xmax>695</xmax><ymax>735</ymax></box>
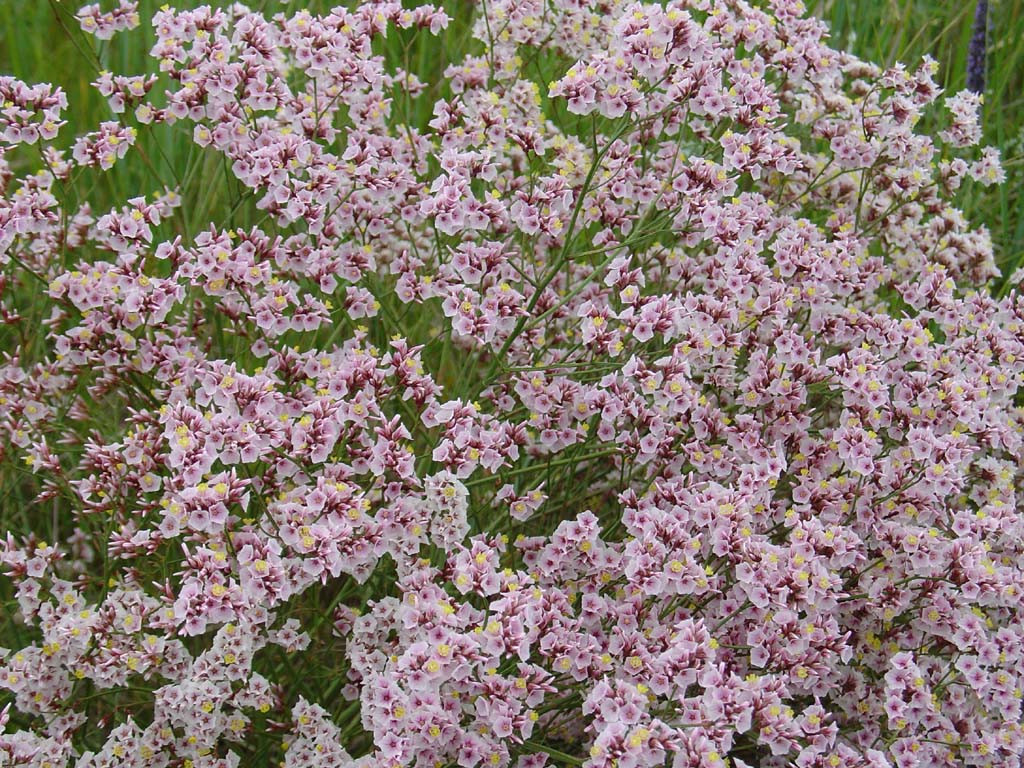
<box><xmin>967</xmin><ymin>0</ymin><xmax>988</xmax><ymax>94</ymax></box>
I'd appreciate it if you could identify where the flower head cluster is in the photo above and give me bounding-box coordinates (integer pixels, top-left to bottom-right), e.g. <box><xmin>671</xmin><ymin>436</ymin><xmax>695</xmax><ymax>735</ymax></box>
<box><xmin>77</xmin><ymin>1</ymin><xmax>141</xmax><ymax>40</ymax></box>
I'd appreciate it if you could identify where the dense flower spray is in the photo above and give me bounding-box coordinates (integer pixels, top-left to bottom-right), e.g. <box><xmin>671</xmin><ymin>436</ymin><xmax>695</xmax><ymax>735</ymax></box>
<box><xmin>0</xmin><ymin>1</ymin><xmax>1020</xmax><ymax>767</ymax></box>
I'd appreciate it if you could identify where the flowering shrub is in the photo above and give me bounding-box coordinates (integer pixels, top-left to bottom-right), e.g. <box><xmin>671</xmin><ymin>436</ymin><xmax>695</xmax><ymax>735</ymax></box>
<box><xmin>0</xmin><ymin>1</ymin><xmax>1021</xmax><ymax>767</ymax></box>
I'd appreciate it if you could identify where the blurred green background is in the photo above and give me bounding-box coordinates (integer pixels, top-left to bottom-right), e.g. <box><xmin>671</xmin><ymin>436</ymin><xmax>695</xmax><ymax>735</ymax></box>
<box><xmin>1</xmin><ymin>0</ymin><xmax>1022</xmax><ymax>282</ymax></box>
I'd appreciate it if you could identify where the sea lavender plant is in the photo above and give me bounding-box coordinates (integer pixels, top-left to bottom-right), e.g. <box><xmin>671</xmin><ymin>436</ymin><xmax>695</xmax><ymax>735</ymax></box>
<box><xmin>0</xmin><ymin>1</ymin><xmax>1019</xmax><ymax>767</ymax></box>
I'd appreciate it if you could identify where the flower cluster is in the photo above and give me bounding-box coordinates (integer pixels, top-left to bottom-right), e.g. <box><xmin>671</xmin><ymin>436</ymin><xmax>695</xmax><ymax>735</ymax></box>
<box><xmin>77</xmin><ymin>1</ymin><xmax>141</xmax><ymax>40</ymax></box>
<box><xmin>0</xmin><ymin>1</ymin><xmax>1021</xmax><ymax>768</ymax></box>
